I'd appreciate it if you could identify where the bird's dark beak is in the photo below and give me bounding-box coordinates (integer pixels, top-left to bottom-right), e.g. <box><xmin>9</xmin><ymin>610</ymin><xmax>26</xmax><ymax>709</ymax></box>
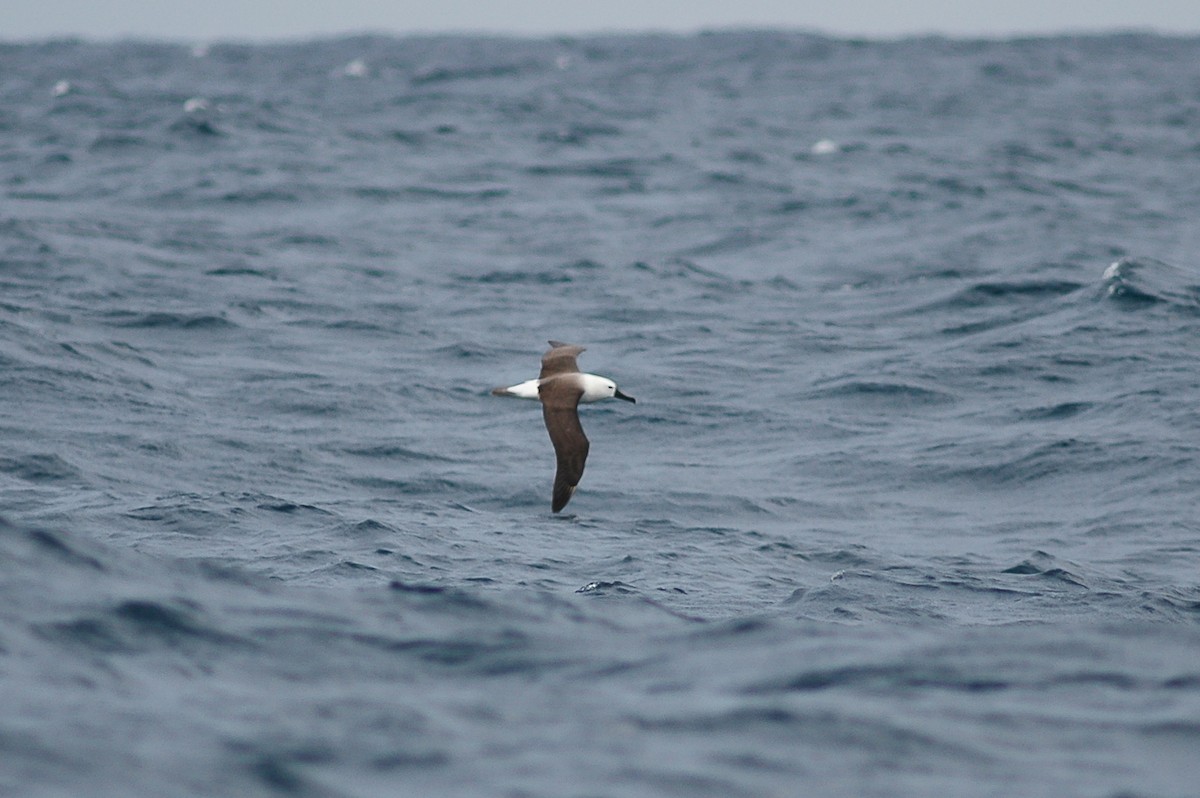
<box><xmin>615</xmin><ymin>389</ymin><xmax>636</xmax><ymax>403</ymax></box>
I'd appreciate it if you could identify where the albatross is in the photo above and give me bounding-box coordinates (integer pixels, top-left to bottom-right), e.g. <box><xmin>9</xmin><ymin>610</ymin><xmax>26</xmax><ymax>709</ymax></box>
<box><xmin>492</xmin><ymin>341</ymin><xmax>636</xmax><ymax>512</ymax></box>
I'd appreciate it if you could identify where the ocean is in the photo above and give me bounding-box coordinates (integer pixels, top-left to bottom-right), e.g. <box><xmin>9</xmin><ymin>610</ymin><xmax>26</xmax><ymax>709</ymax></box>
<box><xmin>2</xmin><ymin>31</ymin><xmax>1200</xmax><ymax>797</ymax></box>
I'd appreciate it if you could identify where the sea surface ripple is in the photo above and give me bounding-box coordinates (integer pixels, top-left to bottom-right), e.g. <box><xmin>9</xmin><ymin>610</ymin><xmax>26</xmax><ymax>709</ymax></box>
<box><xmin>2</xmin><ymin>31</ymin><xmax>1200</xmax><ymax>797</ymax></box>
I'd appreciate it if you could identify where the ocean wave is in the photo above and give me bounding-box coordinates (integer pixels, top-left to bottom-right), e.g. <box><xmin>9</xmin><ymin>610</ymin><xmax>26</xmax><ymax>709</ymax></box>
<box><xmin>806</xmin><ymin>379</ymin><xmax>957</xmax><ymax>407</ymax></box>
<box><xmin>6</xmin><ymin>31</ymin><xmax>1200</xmax><ymax>798</ymax></box>
<box><xmin>0</xmin><ymin>452</ymin><xmax>80</xmax><ymax>483</ymax></box>
<box><xmin>1101</xmin><ymin>256</ymin><xmax>1200</xmax><ymax>312</ymax></box>
<box><xmin>103</xmin><ymin>311</ymin><xmax>237</xmax><ymax>329</ymax></box>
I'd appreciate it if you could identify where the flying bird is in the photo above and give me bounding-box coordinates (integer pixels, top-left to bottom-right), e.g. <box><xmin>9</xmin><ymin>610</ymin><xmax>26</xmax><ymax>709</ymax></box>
<box><xmin>492</xmin><ymin>341</ymin><xmax>636</xmax><ymax>512</ymax></box>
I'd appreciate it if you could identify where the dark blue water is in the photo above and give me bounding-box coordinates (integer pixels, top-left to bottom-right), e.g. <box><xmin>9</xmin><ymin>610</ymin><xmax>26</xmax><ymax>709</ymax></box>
<box><xmin>3</xmin><ymin>31</ymin><xmax>1200</xmax><ymax>797</ymax></box>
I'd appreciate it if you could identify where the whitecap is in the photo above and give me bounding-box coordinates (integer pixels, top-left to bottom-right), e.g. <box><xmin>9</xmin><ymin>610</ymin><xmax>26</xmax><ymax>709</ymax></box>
<box><xmin>341</xmin><ymin>58</ymin><xmax>368</xmax><ymax>78</ymax></box>
<box><xmin>183</xmin><ymin>97</ymin><xmax>210</xmax><ymax>114</ymax></box>
<box><xmin>811</xmin><ymin>138</ymin><xmax>839</xmax><ymax>155</ymax></box>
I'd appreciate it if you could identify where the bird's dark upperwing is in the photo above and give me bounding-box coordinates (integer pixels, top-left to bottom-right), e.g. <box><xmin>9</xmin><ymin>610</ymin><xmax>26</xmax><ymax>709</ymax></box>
<box><xmin>540</xmin><ymin>382</ymin><xmax>588</xmax><ymax>513</ymax></box>
<box><xmin>539</xmin><ymin>341</ymin><xmax>586</xmax><ymax>379</ymax></box>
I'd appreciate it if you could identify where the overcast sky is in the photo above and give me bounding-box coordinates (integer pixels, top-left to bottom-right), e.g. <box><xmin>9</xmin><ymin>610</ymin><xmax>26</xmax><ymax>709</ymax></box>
<box><xmin>5</xmin><ymin>0</ymin><xmax>1200</xmax><ymax>41</ymax></box>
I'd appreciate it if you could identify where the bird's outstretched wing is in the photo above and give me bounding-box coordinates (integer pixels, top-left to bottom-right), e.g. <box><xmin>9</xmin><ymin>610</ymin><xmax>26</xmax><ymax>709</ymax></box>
<box><xmin>540</xmin><ymin>341</ymin><xmax>586</xmax><ymax>379</ymax></box>
<box><xmin>540</xmin><ymin>381</ymin><xmax>588</xmax><ymax>512</ymax></box>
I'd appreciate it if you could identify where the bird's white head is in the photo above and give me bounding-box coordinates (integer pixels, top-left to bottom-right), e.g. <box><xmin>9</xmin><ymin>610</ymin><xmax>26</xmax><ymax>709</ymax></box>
<box><xmin>580</xmin><ymin>374</ymin><xmax>636</xmax><ymax>404</ymax></box>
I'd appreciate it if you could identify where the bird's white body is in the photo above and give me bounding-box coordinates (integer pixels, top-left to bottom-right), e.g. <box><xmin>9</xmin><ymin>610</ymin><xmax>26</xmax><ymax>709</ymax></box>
<box><xmin>498</xmin><ymin>378</ymin><xmax>541</xmax><ymax>399</ymax></box>
<box><xmin>496</xmin><ymin>373</ymin><xmax>621</xmax><ymax>404</ymax></box>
